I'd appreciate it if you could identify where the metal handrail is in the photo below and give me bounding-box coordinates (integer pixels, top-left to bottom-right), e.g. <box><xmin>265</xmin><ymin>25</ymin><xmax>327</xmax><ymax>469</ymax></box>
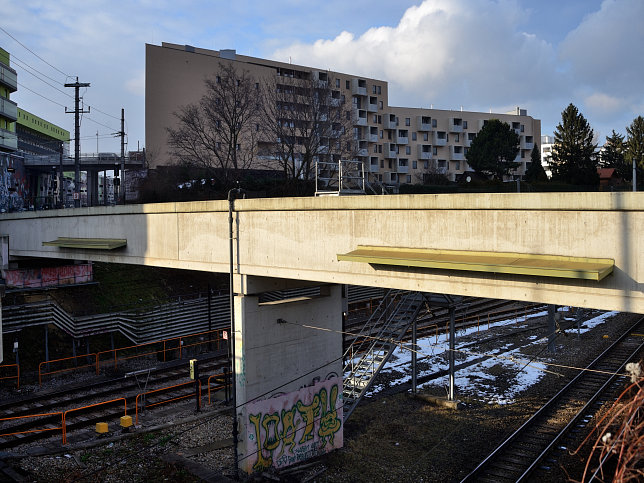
<box><xmin>0</xmin><ymin>363</ymin><xmax>20</xmax><ymax>389</ymax></box>
<box><xmin>62</xmin><ymin>398</ymin><xmax>127</xmax><ymax>444</ymax></box>
<box><xmin>135</xmin><ymin>381</ymin><xmax>201</xmax><ymax>425</ymax></box>
<box><xmin>39</xmin><ymin>353</ymin><xmax>99</xmax><ymax>385</ymax></box>
<box><xmin>0</xmin><ymin>411</ymin><xmax>63</xmax><ymax>443</ymax></box>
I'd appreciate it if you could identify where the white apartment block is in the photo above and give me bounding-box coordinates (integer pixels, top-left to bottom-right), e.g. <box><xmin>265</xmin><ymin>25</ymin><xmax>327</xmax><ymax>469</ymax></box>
<box><xmin>541</xmin><ymin>135</ymin><xmax>555</xmax><ymax>178</ymax></box>
<box><xmin>146</xmin><ymin>43</ymin><xmax>541</xmax><ymax>185</ymax></box>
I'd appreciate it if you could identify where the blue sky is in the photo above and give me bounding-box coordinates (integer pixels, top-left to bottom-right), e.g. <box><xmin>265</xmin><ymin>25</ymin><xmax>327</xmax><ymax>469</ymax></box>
<box><xmin>2</xmin><ymin>0</ymin><xmax>642</xmax><ymax>155</ymax></box>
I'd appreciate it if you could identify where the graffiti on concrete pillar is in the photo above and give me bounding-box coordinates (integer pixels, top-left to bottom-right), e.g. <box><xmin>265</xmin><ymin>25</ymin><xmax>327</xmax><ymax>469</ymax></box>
<box><xmin>243</xmin><ymin>377</ymin><xmax>343</xmax><ymax>473</ymax></box>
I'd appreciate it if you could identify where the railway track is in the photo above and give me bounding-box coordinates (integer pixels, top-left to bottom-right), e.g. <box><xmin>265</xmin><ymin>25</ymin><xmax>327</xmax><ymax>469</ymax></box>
<box><xmin>0</xmin><ymin>351</ymin><xmax>231</xmax><ymax>450</ymax></box>
<box><xmin>460</xmin><ymin>315</ymin><xmax>644</xmax><ymax>483</ymax></box>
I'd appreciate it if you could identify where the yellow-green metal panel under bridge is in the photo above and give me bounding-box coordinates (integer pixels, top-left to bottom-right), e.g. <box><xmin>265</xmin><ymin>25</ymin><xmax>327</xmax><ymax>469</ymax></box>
<box><xmin>337</xmin><ymin>245</ymin><xmax>614</xmax><ymax>281</ymax></box>
<box><xmin>42</xmin><ymin>238</ymin><xmax>127</xmax><ymax>250</ymax></box>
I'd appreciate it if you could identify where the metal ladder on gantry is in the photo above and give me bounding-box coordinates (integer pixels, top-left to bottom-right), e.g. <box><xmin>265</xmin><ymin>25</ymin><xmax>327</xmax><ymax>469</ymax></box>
<box><xmin>342</xmin><ymin>290</ymin><xmax>425</xmax><ymax>420</ymax></box>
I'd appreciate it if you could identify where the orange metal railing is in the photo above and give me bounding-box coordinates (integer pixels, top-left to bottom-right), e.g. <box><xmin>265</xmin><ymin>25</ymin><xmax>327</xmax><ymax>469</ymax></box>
<box><xmin>207</xmin><ymin>371</ymin><xmax>230</xmax><ymax>405</ymax></box>
<box><xmin>0</xmin><ymin>412</ymin><xmax>63</xmax><ymax>443</ymax></box>
<box><xmin>135</xmin><ymin>381</ymin><xmax>202</xmax><ymax>425</ymax></box>
<box><xmin>0</xmin><ymin>364</ymin><xmax>20</xmax><ymax>389</ymax></box>
<box><xmin>97</xmin><ymin>328</ymin><xmax>225</xmax><ymax>372</ymax></box>
<box><xmin>36</xmin><ymin>328</ymin><xmax>227</xmax><ymax>385</ymax></box>
<box><xmin>38</xmin><ymin>354</ymin><xmax>99</xmax><ymax>386</ymax></box>
<box><xmin>62</xmin><ymin>398</ymin><xmax>127</xmax><ymax>444</ymax></box>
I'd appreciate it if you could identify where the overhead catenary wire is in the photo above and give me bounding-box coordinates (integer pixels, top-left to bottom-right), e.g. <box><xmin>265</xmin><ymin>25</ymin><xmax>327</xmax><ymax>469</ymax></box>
<box><xmin>0</xmin><ymin>25</ymin><xmax>70</xmax><ymax>78</ymax></box>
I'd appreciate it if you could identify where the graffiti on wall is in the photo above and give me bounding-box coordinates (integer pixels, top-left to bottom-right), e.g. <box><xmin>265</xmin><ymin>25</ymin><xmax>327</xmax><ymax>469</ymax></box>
<box><xmin>4</xmin><ymin>263</ymin><xmax>93</xmax><ymax>288</ymax></box>
<box><xmin>0</xmin><ymin>156</ymin><xmax>30</xmax><ymax>212</ymax></box>
<box><xmin>243</xmin><ymin>377</ymin><xmax>343</xmax><ymax>473</ymax></box>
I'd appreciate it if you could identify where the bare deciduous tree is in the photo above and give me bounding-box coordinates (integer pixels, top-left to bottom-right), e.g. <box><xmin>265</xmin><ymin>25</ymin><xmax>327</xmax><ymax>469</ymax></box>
<box><xmin>259</xmin><ymin>72</ymin><xmax>357</xmax><ymax>183</ymax></box>
<box><xmin>167</xmin><ymin>63</ymin><xmax>263</xmax><ymax>186</ymax></box>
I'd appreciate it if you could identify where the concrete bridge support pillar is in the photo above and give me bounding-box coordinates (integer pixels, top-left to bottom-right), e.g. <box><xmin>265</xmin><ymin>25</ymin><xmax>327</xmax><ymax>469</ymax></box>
<box><xmin>232</xmin><ymin>276</ymin><xmax>344</xmax><ymax>473</ymax></box>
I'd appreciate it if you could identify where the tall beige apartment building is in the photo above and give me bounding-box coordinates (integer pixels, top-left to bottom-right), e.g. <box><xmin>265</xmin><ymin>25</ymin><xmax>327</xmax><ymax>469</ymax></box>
<box><xmin>146</xmin><ymin>43</ymin><xmax>540</xmax><ymax>184</ymax></box>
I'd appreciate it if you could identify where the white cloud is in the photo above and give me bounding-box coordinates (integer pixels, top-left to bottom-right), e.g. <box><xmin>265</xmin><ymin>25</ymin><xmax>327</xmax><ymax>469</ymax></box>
<box><xmin>125</xmin><ymin>70</ymin><xmax>145</xmax><ymax>96</ymax></box>
<box><xmin>272</xmin><ymin>0</ymin><xmax>562</xmax><ymax>110</ymax></box>
<box><xmin>584</xmin><ymin>92</ymin><xmax>627</xmax><ymax>115</ymax></box>
<box><xmin>559</xmin><ymin>0</ymin><xmax>644</xmax><ymax>94</ymax></box>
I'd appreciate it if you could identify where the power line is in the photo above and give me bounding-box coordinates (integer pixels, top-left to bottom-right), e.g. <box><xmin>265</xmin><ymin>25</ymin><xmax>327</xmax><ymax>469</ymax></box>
<box><xmin>10</xmin><ymin>53</ymin><xmax>73</xmax><ymax>93</ymax></box>
<box><xmin>17</xmin><ymin>82</ymin><xmax>66</xmax><ymax>108</ymax></box>
<box><xmin>11</xmin><ymin>57</ymin><xmax>73</xmax><ymax>100</ymax></box>
<box><xmin>0</xmin><ymin>25</ymin><xmax>69</xmax><ymax>78</ymax></box>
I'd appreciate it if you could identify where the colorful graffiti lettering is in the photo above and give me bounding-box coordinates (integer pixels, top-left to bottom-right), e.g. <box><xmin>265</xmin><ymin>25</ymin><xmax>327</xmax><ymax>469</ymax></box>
<box><xmin>244</xmin><ymin>377</ymin><xmax>343</xmax><ymax>473</ymax></box>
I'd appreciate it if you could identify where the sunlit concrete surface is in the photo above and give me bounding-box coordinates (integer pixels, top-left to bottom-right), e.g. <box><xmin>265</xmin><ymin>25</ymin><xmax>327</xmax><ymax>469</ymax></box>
<box><xmin>1</xmin><ymin>192</ymin><xmax>642</xmax><ymax>313</ymax></box>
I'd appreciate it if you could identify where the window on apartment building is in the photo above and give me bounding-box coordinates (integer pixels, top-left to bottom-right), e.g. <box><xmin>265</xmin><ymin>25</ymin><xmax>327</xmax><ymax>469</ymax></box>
<box><xmin>346</xmin><ymin>80</ymin><xmax>350</xmax><ymax>89</ymax></box>
<box><xmin>412</xmin><ymin>161</ymin><xmax>417</xmax><ymax>169</ymax></box>
<box><xmin>423</xmin><ymin>161</ymin><xmax>429</xmax><ymax>169</ymax></box>
<box><xmin>373</xmin><ymin>145</ymin><xmax>378</xmax><ymax>153</ymax></box>
<box><xmin>454</xmin><ymin>161</ymin><xmax>460</xmax><ymax>170</ymax></box>
<box><xmin>406</xmin><ymin>175</ymin><xmax>411</xmax><ymax>183</ymax></box>
<box><xmin>377</xmin><ymin>115</ymin><xmax>382</xmax><ymax>123</ymax></box>
<box><xmin>463</xmin><ymin>120</ymin><xmax>468</xmax><ymax>129</ymax></box>
<box><xmin>455</xmin><ymin>133</ymin><xmax>459</xmax><ymax>142</ymax></box>
<box><xmin>380</xmin><ymin>160</ymin><xmax>384</xmax><ymax>168</ymax></box>
<box><xmin>387</xmin><ymin>131</ymin><xmax>392</xmax><ymax>140</ymax></box>
<box><xmin>388</xmin><ymin>160</ymin><xmax>393</xmax><ymax>169</ymax></box>
<box><xmin>373</xmin><ymin>115</ymin><xmax>378</xmax><ymax>123</ymax></box>
<box><xmin>433</xmin><ymin>147</ymin><xmax>438</xmax><ymax>156</ymax></box>
<box><xmin>380</xmin><ymin>130</ymin><xmax>384</xmax><ymax>139</ymax></box>
<box><xmin>423</xmin><ymin>132</ymin><xmax>429</xmax><ymax>142</ymax></box>
<box><xmin>372</xmin><ymin>85</ymin><xmax>377</xmax><ymax>94</ymax></box>
<box><xmin>405</xmin><ymin>146</ymin><xmax>411</xmax><ymax>155</ymax></box>
<box><xmin>336</xmin><ymin>79</ymin><xmax>340</xmax><ymax>88</ymax></box>
<box><xmin>412</xmin><ymin>132</ymin><xmax>417</xmax><ymax>141</ymax></box>
<box><xmin>432</xmin><ymin>119</ymin><xmax>437</xmax><ymax>128</ymax></box>
<box><xmin>405</xmin><ymin>118</ymin><xmax>410</xmax><ymax>126</ymax></box>
<box><xmin>346</xmin><ymin>111</ymin><xmax>351</xmax><ymax>120</ymax></box>
<box><xmin>399</xmin><ymin>159</ymin><xmax>408</xmax><ymax>167</ymax></box>
<box><xmin>379</xmin><ymin>101</ymin><xmax>383</xmax><ymax>109</ymax></box>
<box><xmin>521</xmin><ymin>125</ymin><xmax>525</xmax><ymax>132</ymax></box>
<box><xmin>378</xmin><ymin>144</ymin><xmax>382</xmax><ymax>153</ymax></box>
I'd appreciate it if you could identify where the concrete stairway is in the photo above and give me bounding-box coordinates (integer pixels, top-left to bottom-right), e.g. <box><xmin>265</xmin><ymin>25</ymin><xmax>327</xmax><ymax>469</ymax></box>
<box><xmin>342</xmin><ymin>290</ymin><xmax>425</xmax><ymax>420</ymax></box>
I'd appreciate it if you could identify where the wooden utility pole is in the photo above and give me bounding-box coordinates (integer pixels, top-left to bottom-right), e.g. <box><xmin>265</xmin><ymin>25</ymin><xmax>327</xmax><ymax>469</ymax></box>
<box><xmin>65</xmin><ymin>77</ymin><xmax>90</xmax><ymax>208</ymax></box>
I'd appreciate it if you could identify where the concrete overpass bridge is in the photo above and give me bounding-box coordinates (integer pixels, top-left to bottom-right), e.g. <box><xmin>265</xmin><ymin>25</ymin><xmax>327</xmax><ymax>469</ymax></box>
<box><xmin>1</xmin><ymin>192</ymin><xmax>642</xmax><ymax>472</ymax></box>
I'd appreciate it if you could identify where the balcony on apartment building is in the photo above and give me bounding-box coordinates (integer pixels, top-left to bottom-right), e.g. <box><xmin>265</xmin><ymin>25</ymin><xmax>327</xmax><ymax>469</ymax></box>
<box><xmin>369</xmin><ymin>156</ymin><xmax>379</xmax><ymax>172</ymax></box>
<box><xmin>386</xmin><ymin>114</ymin><xmax>397</xmax><ymax>130</ymax></box>
<box><xmin>385</xmin><ymin>142</ymin><xmax>397</xmax><ymax>158</ymax></box>
<box><xmin>418</xmin><ymin>144</ymin><xmax>432</xmax><ymax>160</ymax></box>
<box><xmin>0</xmin><ymin>128</ymin><xmax>18</xmax><ymax>151</ymax></box>
<box><xmin>368</xmin><ymin>127</ymin><xmax>378</xmax><ymax>143</ymax></box>
<box><xmin>512</xmin><ymin>122</ymin><xmax>524</xmax><ymax>136</ymax></box>
<box><xmin>357</xmin><ymin>140</ymin><xmax>369</xmax><ymax>157</ymax></box>
<box><xmin>417</xmin><ymin>116</ymin><xmax>432</xmax><ymax>131</ymax></box>
<box><xmin>352</xmin><ymin>107</ymin><xmax>368</xmax><ymax>126</ymax></box>
<box><xmin>449</xmin><ymin>118</ymin><xmax>464</xmax><ymax>133</ymax></box>
<box><xmin>464</xmin><ymin>132</ymin><xmax>476</xmax><ymax>147</ymax></box>
<box><xmin>367</xmin><ymin>96</ymin><xmax>378</xmax><ymax>112</ymax></box>
<box><xmin>0</xmin><ymin>63</ymin><xmax>18</xmax><ymax>92</ymax></box>
<box><xmin>0</xmin><ymin>97</ymin><xmax>18</xmax><ymax>122</ymax></box>
<box><xmin>312</xmin><ymin>70</ymin><xmax>329</xmax><ymax>87</ymax></box>
<box><xmin>397</xmin><ymin>158</ymin><xmax>409</xmax><ymax>174</ymax></box>
<box><xmin>351</xmin><ymin>78</ymin><xmax>368</xmax><ymax>96</ymax></box>
<box><xmin>449</xmin><ymin>145</ymin><xmax>465</xmax><ymax>161</ymax></box>
<box><xmin>397</xmin><ymin>129</ymin><xmax>409</xmax><ymax>144</ymax></box>
<box><xmin>521</xmin><ymin>136</ymin><xmax>534</xmax><ymax>150</ymax></box>
<box><xmin>433</xmin><ymin>131</ymin><xmax>447</xmax><ymax>146</ymax></box>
